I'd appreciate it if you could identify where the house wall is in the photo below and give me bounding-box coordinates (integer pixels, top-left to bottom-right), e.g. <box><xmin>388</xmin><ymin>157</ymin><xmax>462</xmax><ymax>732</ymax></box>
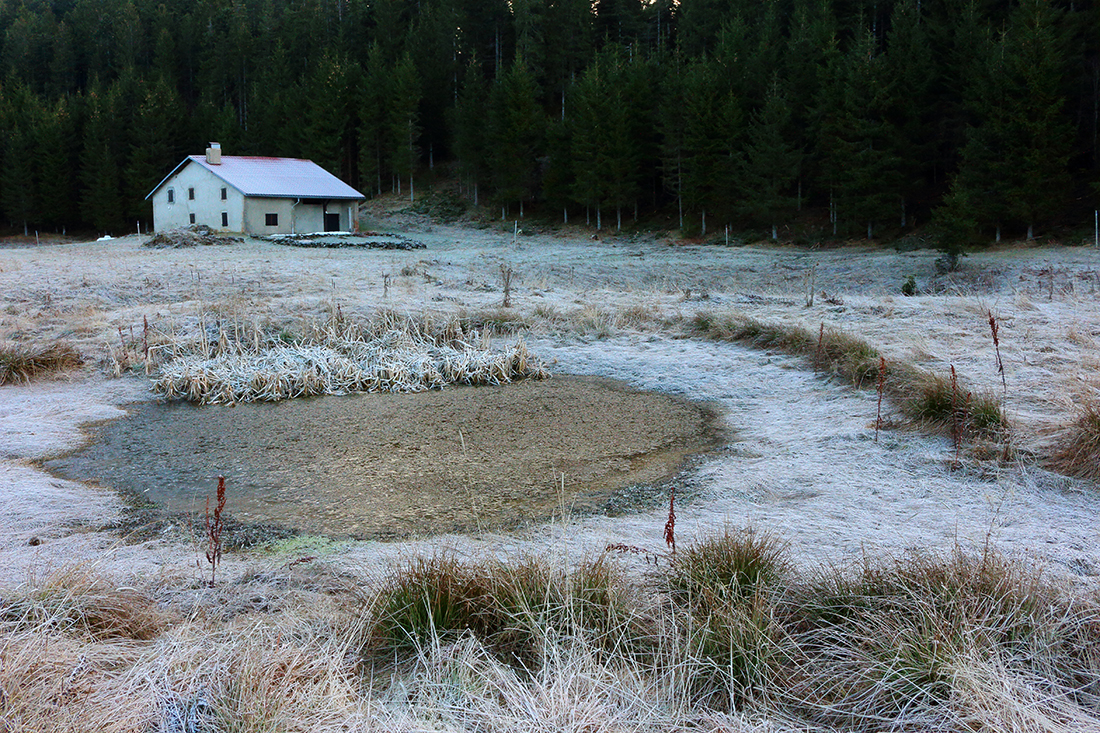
<box><xmin>150</xmin><ymin>163</ymin><xmax>244</xmax><ymax>232</ymax></box>
<box><xmin>243</xmin><ymin>198</ymin><xmax>300</xmax><ymax>234</ymax></box>
<box><xmin>242</xmin><ymin>199</ymin><xmax>357</xmax><ymax>234</ymax></box>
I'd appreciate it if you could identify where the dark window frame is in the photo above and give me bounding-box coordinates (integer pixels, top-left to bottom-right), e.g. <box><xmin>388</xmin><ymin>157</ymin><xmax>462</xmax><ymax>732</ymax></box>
<box><xmin>189</xmin><ymin>213</ymin><xmax>196</xmax><ymax>224</ymax></box>
<box><xmin>221</xmin><ymin>212</ymin><xmax>228</xmax><ymax>227</ymax></box>
<box><xmin>265</xmin><ymin>213</ymin><xmax>279</xmax><ymax>226</ymax></box>
<box><xmin>188</xmin><ymin>187</ymin><xmax>195</xmax><ymax>200</ymax></box>
<box><xmin>167</xmin><ymin>188</ymin><xmax>174</xmax><ymax>204</ymax></box>
<box><xmin>220</xmin><ymin>187</ymin><xmax>227</xmax><ymax>200</ymax></box>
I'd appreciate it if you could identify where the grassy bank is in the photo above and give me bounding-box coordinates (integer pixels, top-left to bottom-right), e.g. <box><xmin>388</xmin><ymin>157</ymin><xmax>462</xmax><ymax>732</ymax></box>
<box><xmin>3</xmin><ymin>534</ymin><xmax>1097</xmax><ymax>732</ymax></box>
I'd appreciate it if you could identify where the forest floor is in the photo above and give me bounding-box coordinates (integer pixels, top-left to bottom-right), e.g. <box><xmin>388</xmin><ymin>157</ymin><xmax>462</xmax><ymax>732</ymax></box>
<box><xmin>1</xmin><ymin>203</ymin><xmax>1099</xmax><ymax>730</ymax></box>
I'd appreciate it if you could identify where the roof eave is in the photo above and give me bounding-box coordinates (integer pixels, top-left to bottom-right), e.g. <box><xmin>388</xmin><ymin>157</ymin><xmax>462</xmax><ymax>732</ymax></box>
<box><xmin>144</xmin><ymin>158</ymin><xmax>192</xmax><ymax>200</ymax></box>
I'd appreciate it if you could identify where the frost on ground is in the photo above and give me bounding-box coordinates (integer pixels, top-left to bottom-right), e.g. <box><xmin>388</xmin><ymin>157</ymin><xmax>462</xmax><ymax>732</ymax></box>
<box><xmin>0</xmin><ymin>218</ymin><xmax>1097</xmax><ymax>590</ymax></box>
<box><xmin>2</xmin><ymin>218</ymin><xmax>1100</xmax><ymax>732</ymax></box>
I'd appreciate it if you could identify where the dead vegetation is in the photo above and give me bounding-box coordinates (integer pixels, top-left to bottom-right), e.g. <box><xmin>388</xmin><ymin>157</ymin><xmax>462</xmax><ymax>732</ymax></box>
<box><xmin>0</xmin><ymin>341</ymin><xmax>84</xmax><ymax>385</ymax></box>
<box><xmin>1046</xmin><ymin>401</ymin><xmax>1100</xmax><ymax>480</ymax></box>
<box><xmin>143</xmin><ymin>224</ymin><xmax>242</xmax><ymax>248</ymax></box>
<box><xmin>2</xmin><ymin>537</ymin><xmax>1098</xmax><ymax>732</ymax></box>
<box><xmin>690</xmin><ymin>312</ymin><xmax>1011</xmax><ymax>450</ymax></box>
<box><xmin>151</xmin><ymin>311</ymin><xmax>550</xmax><ymax>404</ymax></box>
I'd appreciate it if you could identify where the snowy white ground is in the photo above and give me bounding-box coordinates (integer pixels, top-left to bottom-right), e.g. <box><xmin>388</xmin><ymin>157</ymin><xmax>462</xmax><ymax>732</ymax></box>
<box><xmin>1</xmin><ymin>217</ymin><xmax>1098</xmax><ymax>590</ymax></box>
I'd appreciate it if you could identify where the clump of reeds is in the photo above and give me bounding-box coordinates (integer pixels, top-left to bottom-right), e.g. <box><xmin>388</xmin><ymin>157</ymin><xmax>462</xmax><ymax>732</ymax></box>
<box><xmin>152</xmin><ymin>312</ymin><xmax>550</xmax><ymax>404</ymax></box>
<box><xmin>0</xmin><ymin>341</ymin><xmax>84</xmax><ymax>385</ymax></box>
<box><xmin>1046</xmin><ymin>400</ymin><xmax>1100</xmax><ymax>480</ymax></box>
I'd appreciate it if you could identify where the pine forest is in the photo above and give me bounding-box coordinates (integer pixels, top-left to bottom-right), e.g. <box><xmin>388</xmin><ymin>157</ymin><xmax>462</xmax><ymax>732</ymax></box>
<box><xmin>1</xmin><ymin>0</ymin><xmax>1099</xmax><ymax>247</ymax></box>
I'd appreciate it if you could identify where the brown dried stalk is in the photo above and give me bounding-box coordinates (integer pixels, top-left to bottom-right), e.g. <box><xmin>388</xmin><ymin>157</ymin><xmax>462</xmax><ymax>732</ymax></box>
<box><xmin>951</xmin><ymin>366</ymin><xmax>961</xmax><ymax>468</ymax></box>
<box><xmin>815</xmin><ymin>322</ymin><xmax>825</xmax><ymax>368</ymax></box>
<box><xmin>663</xmin><ymin>486</ymin><xmax>676</xmax><ymax>554</ymax></box>
<box><xmin>500</xmin><ymin>264</ymin><xmax>514</xmax><ymax>308</ymax></box>
<box><xmin>205</xmin><ymin>476</ymin><xmax>227</xmax><ymax>587</ymax></box>
<box><xmin>988</xmin><ymin>311</ymin><xmax>1006</xmax><ymax>396</ymax></box>
<box><xmin>875</xmin><ymin>356</ymin><xmax>887</xmax><ymax>442</ymax></box>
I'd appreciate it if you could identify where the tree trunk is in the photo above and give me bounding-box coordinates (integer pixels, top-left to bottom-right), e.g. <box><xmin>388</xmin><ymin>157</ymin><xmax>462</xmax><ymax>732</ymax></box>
<box><xmin>597</xmin><ymin>206</ymin><xmax>602</xmax><ymax>231</ymax></box>
<box><xmin>1027</xmin><ymin>224</ymin><xmax>1034</xmax><ymax>241</ymax></box>
<box><xmin>617</xmin><ymin>205</ymin><xmax>622</xmax><ymax>231</ymax></box>
<box><xmin>772</xmin><ymin>224</ymin><xmax>778</xmax><ymax>240</ymax></box>
<box><xmin>701</xmin><ymin>208</ymin><xmax>706</xmax><ymax>237</ymax></box>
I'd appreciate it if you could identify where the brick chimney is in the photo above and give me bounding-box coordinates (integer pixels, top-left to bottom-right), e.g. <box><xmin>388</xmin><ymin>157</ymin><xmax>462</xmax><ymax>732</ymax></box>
<box><xmin>206</xmin><ymin>142</ymin><xmax>222</xmax><ymax>165</ymax></box>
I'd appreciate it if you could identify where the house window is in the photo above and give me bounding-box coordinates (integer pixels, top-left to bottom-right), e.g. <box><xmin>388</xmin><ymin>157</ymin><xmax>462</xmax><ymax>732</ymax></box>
<box><xmin>167</xmin><ymin>188</ymin><xmax>174</xmax><ymax>204</ymax></box>
<box><xmin>221</xmin><ymin>187</ymin><xmax>227</xmax><ymax>200</ymax></box>
<box><xmin>189</xmin><ymin>213</ymin><xmax>196</xmax><ymax>224</ymax></box>
<box><xmin>221</xmin><ymin>212</ymin><xmax>228</xmax><ymax>227</ymax></box>
<box><xmin>188</xmin><ymin>187</ymin><xmax>195</xmax><ymax>200</ymax></box>
<box><xmin>265</xmin><ymin>213</ymin><xmax>278</xmax><ymax>226</ymax></box>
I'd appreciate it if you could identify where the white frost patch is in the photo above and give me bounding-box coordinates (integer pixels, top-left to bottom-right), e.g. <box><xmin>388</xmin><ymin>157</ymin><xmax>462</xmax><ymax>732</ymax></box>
<box><xmin>0</xmin><ymin>377</ymin><xmax>149</xmax><ymax>460</ymax></box>
<box><xmin>514</xmin><ymin>335</ymin><xmax>1100</xmax><ymax>588</ymax></box>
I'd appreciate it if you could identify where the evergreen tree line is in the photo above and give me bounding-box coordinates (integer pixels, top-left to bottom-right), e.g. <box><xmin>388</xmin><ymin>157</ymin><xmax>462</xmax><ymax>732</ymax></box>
<box><xmin>1</xmin><ymin>0</ymin><xmax>1098</xmax><ymax>244</ymax></box>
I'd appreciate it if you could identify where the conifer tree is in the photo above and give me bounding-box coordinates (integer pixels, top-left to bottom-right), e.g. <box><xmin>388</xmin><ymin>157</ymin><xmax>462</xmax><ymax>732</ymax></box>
<box><xmin>942</xmin><ymin>0</ymin><xmax>1073</xmax><ymax>241</ymax></box>
<box><xmin>679</xmin><ymin>59</ymin><xmax>741</xmax><ymax>235</ymax></box>
<box><xmin>487</xmin><ymin>58</ymin><xmax>544</xmax><ymax>217</ymax></box>
<box><xmin>80</xmin><ymin>82</ymin><xmax>125</xmax><ymax>234</ymax></box>
<box><xmin>388</xmin><ymin>53</ymin><xmax>422</xmax><ymax>200</ymax></box>
<box><xmin>0</xmin><ymin>82</ymin><xmax>40</xmax><ymax>235</ymax></box>
<box><xmin>737</xmin><ymin>79</ymin><xmax>801</xmax><ymax>239</ymax></box>
<box><xmin>816</xmin><ymin>29</ymin><xmax>902</xmax><ymax>239</ymax></box>
<box><xmin>358</xmin><ymin>43</ymin><xmax>391</xmax><ymax>196</ymax></box>
<box><xmin>884</xmin><ymin>0</ymin><xmax>937</xmax><ymax>228</ymax></box>
<box><xmin>453</xmin><ymin>62</ymin><xmax>490</xmax><ymax>206</ymax></box>
<box><xmin>301</xmin><ymin>50</ymin><xmax>351</xmax><ymax>177</ymax></box>
<box><xmin>35</xmin><ymin>96</ymin><xmax>78</xmax><ymax>230</ymax></box>
<box><xmin>125</xmin><ymin>76</ymin><xmax>184</xmax><ymax>225</ymax></box>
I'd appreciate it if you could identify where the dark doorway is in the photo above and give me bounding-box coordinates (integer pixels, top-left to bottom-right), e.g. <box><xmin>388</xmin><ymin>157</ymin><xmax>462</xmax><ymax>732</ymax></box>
<box><xmin>324</xmin><ymin>212</ymin><xmax>340</xmax><ymax>232</ymax></box>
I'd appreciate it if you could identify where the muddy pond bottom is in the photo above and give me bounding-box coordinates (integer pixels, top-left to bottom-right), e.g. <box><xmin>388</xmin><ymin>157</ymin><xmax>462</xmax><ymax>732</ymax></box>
<box><xmin>50</xmin><ymin>376</ymin><xmax>720</xmax><ymax>539</ymax></box>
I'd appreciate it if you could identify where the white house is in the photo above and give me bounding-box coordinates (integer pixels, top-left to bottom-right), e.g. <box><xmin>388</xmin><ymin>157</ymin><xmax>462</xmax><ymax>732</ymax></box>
<box><xmin>145</xmin><ymin>144</ymin><xmax>365</xmax><ymax>235</ymax></box>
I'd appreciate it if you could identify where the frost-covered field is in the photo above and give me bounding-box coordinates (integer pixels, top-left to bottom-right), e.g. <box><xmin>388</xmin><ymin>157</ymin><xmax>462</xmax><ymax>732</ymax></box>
<box><xmin>1</xmin><ymin>219</ymin><xmax>1098</xmax><ymax>585</ymax></box>
<box><xmin>3</xmin><ymin>216</ymin><xmax>1100</xmax><ymax>731</ymax></box>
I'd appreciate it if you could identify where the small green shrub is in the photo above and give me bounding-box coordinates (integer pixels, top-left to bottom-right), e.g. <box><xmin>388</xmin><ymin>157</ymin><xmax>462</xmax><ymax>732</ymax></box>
<box><xmin>364</xmin><ymin>554</ymin><xmax>645</xmax><ymax>666</ymax></box>
<box><xmin>664</xmin><ymin>529</ymin><xmax>791</xmax><ymax>609</ymax></box>
<box><xmin>901</xmin><ymin>275</ymin><xmax>918</xmax><ymax>296</ymax></box>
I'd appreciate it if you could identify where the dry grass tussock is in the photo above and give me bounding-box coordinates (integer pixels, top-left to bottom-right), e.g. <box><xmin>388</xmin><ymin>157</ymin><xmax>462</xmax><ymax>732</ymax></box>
<box><xmin>2</xmin><ymin>541</ymin><xmax>1098</xmax><ymax>731</ymax></box>
<box><xmin>0</xmin><ymin>341</ymin><xmax>83</xmax><ymax>385</ymax></box>
<box><xmin>1046</xmin><ymin>400</ymin><xmax>1100</xmax><ymax>480</ymax></box>
<box><xmin>151</xmin><ymin>310</ymin><xmax>550</xmax><ymax>404</ymax></box>
<box><xmin>691</xmin><ymin>311</ymin><xmax>1010</xmax><ymax>443</ymax></box>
